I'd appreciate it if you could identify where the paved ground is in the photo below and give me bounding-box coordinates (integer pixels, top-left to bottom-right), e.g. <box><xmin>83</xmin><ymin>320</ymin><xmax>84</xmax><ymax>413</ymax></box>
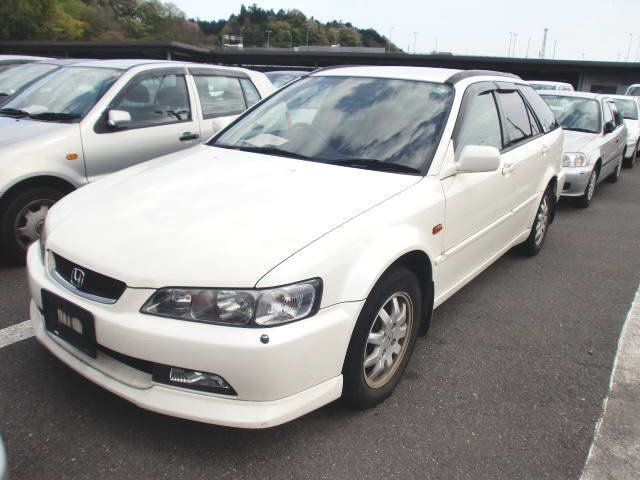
<box><xmin>1</xmin><ymin>165</ymin><xmax>639</xmax><ymax>480</ymax></box>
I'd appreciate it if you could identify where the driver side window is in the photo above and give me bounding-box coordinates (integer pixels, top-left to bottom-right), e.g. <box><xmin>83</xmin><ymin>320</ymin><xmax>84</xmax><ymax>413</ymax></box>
<box><xmin>112</xmin><ymin>73</ymin><xmax>192</xmax><ymax>129</ymax></box>
<box><xmin>455</xmin><ymin>90</ymin><xmax>503</xmax><ymax>158</ymax></box>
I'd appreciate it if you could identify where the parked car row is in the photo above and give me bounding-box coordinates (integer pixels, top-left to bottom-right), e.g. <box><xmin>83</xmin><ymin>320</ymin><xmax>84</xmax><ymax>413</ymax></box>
<box><xmin>0</xmin><ymin>57</ymin><xmax>633</xmax><ymax>428</ymax></box>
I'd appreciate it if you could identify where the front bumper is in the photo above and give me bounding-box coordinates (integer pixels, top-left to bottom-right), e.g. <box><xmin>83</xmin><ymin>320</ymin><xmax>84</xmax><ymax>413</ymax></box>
<box><xmin>27</xmin><ymin>244</ymin><xmax>363</xmax><ymax>428</ymax></box>
<box><xmin>560</xmin><ymin>166</ymin><xmax>593</xmax><ymax>197</ymax></box>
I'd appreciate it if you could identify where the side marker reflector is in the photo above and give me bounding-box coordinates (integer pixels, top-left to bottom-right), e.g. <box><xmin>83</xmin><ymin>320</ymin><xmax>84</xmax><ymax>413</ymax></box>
<box><xmin>432</xmin><ymin>224</ymin><xmax>443</xmax><ymax>235</ymax></box>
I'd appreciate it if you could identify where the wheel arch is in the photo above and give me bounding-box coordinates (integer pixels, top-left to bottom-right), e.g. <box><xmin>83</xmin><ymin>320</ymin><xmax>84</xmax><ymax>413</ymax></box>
<box><xmin>370</xmin><ymin>250</ymin><xmax>435</xmax><ymax>337</ymax></box>
<box><xmin>0</xmin><ymin>175</ymin><xmax>77</xmax><ymax>208</ymax></box>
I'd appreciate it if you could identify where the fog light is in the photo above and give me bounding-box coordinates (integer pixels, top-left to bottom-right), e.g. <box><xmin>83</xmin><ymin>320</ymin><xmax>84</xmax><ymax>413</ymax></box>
<box><xmin>153</xmin><ymin>365</ymin><xmax>236</xmax><ymax>395</ymax></box>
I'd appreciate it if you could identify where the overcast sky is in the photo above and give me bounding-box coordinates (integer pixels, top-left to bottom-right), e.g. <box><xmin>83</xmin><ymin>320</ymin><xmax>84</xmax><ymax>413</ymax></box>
<box><xmin>172</xmin><ymin>0</ymin><xmax>639</xmax><ymax>61</ymax></box>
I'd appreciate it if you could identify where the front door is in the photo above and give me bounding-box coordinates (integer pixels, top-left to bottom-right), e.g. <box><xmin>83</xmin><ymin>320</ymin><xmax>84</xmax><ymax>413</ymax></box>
<box><xmin>80</xmin><ymin>68</ymin><xmax>200</xmax><ymax>182</ymax></box>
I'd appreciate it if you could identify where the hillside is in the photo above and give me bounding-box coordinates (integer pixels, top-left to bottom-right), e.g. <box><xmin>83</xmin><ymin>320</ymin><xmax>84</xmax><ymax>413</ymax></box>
<box><xmin>0</xmin><ymin>1</ymin><xmax>401</xmax><ymax>51</ymax></box>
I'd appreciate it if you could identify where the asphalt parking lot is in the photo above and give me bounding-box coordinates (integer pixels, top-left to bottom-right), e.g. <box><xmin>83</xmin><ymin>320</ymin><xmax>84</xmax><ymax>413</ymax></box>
<box><xmin>1</xmin><ymin>165</ymin><xmax>639</xmax><ymax>480</ymax></box>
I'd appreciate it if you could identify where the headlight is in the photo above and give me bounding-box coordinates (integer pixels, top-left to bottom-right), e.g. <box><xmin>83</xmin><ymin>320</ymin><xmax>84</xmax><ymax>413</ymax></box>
<box><xmin>141</xmin><ymin>278</ymin><xmax>322</xmax><ymax>327</ymax></box>
<box><xmin>562</xmin><ymin>152</ymin><xmax>588</xmax><ymax>167</ymax></box>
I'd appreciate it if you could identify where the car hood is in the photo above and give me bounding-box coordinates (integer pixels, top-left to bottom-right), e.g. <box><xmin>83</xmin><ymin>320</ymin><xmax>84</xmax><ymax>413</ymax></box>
<box><xmin>47</xmin><ymin>146</ymin><xmax>420</xmax><ymax>288</ymax></box>
<box><xmin>562</xmin><ymin>129</ymin><xmax>598</xmax><ymax>153</ymax></box>
<box><xmin>0</xmin><ymin>115</ymin><xmax>76</xmax><ymax>147</ymax></box>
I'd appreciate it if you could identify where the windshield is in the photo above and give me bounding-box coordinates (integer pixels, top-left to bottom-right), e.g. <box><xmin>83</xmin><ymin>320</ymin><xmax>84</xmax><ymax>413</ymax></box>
<box><xmin>612</xmin><ymin>98</ymin><xmax>638</xmax><ymax>119</ymax></box>
<box><xmin>626</xmin><ymin>86</ymin><xmax>640</xmax><ymax>96</ymax></box>
<box><xmin>265</xmin><ymin>72</ymin><xmax>304</xmax><ymax>88</ymax></box>
<box><xmin>2</xmin><ymin>67</ymin><xmax>121</xmax><ymax>121</ymax></box>
<box><xmin>0</xmin><ymin>63</ymin><xmax>58</xmax><ymax>97</ymax></box>
<box><xmin>213</xmin><ymin>76</ymin><xmax>453</xmax><ymax>173</ymax></box>
<box><xmin>529</xmin><ymin>83</ymin><xmax>555</xmax><ymax>91</ymax></box>
<box><xmin>541</xmin><ymin>95</ymin><xmax>601</xmax><ymax>133</ymax></box>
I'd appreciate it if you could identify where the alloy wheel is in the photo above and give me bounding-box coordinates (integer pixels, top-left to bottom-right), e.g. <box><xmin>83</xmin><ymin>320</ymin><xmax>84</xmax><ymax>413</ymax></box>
<box><xmin>363</xmin><ymin>292</ymin><xmax>414</xmax><ymax>389</ymax></box>
<box><xmin>534</xmin><ymin>195</ymin><xmax>550</xmax><ymax>247</ymax></box>
<box><xmin>586</xmin><ymin>171</ymin><xmax>597</xmax><ymax>201</ymax></box>
<box><xmin>13</xmin><ymin>199</ymin><xmax>54</xmax><ymax>249</ymax></box>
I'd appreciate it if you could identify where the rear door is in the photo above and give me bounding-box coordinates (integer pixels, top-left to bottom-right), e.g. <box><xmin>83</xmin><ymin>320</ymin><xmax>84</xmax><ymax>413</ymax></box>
<box><xmin>494</xmin><ymin>85</ymin><xmax>546</xmax><ymax>231</ymax></box>
<box><xmin>600</xmin><ymin>100</ymin><xmax>620</xmax><ymax>176</ymax></box>
<box><xmin>81</xmin><ymin>67</ymin><xmax>200</xmax><ymax>181</ymax></box>
<box><xmin>188</xmin><ymin>68</ymin><xmax>262</xmax><ymax>141</ymax></box>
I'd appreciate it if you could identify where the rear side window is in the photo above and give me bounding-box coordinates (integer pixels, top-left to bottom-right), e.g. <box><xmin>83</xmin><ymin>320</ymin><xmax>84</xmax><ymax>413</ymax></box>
<box><xmin>455</xmin><ymin>91</ymin><xmax>503</xmax><ymax>156</ymax></box>
<box><xmin>240</xmin><ymin>78</ymin><xmax>261</xmax><ymax>107</ymax></box>
<box><xmin>194</xmin><ymin>75</ymin><xmax>246</xmax><ymax>119</ymax></box>
<box><xmin>609</xmin><ymin>102</ymin><xmax>623</xmax><ymax>126</ymax></box>
<box><xmin>497</xmin><ymin>91</ymin><xmax>532</xmax><ymax>146</ymax></box>
<box><xmin>520</xmin><ymin>86</ymin><xmax>559</xmax><ymax>133</ymax></box>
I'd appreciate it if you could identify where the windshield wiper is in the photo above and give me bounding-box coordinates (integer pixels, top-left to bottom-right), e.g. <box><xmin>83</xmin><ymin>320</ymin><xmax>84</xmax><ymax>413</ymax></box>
<box><xmin>214</xmin><ymin>144</ymin><xmax>312</xmax><ymax>160</ymax></box>
<box><xmin>0</xmin><ymin>93</ymin><xmax>8</xmax><ymax>97</ymax></box>
<box><xmin>0</xmin><ymin>107</ymin><xmax>29</xmax><ymax>118</ymax></box>
<box><xmin>28</xmin><ymin>112</ymin><xmax>81</xmax><ymax>122</ymax></box>
<box><xmin>319</xmin><ymin>158</ymin><xmax>421</xmax><ymax>174</ymax></box>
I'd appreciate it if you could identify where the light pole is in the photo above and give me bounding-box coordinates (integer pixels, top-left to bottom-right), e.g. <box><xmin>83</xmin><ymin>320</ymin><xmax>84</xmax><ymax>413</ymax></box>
<box><xmin>525</xmin><ymin>37</ymin><xmax>531</xmax><ymax>58</ymax></box>
<box><xmin>508</xmin><ymin>32</ymin><xmax>513</xmax><ymax>56</ymax></box>
<box><xmin>266</xmin><ymin>29</ymin><xmax>271</xmax><ymax>49</ymax></box>
<box><xmin>289</xmin><ymin>30</ymin><xmax>293</xmax><ymax>50</ymax></box>
<box><xmin>435</xmin><ymin>36</ymin><xmax>438</xmax><ymax>54</ymax></box>
<box><xmin>512</xmin><ymin>33</ymin><xmax>518</xmax><ymax>57</ymax></box>
<box><xmin>388</xmin><ymin>26</ymin><xmax>394</xmax><ymax>52</ymax></box>
<box><xmin>306</xmin><ymin>24</ymin><xmax>309</xmax><ymax>46</ymax></box>
<box><xmin>626</xmin><ymin>33</ymin><xmax>633</xmax><ymax>61</ymax></box>
<box><xmin>413</xmin><ymin>32</ymin><xmax>418</xmax><ymax>54</ymax></box>
<box><xmin>553</xmin><ymin>40</ymin><xmax>558</xmax><ymax>59</ymax></box>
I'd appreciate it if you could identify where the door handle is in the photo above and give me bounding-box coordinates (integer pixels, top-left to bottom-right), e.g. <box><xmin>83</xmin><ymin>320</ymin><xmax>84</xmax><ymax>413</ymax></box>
<box><xmin>179</xmin><ymin>132</ymin><xmax>200</xmax><ymax>141</ymax></box>
<box><xmin>502</xmin><ymin>161</ymin><xmax>515</xmax><ymax>175</ymax></box>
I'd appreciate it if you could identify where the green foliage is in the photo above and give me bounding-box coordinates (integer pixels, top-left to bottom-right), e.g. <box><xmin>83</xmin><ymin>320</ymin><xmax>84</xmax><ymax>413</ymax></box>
<box><xmin>0</xmin><ymin>0</ymin><xmax>400</xmax><ymax>51</ymax></box>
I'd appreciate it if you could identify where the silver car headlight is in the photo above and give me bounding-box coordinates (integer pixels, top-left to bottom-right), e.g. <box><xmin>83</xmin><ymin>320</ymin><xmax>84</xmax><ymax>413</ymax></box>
<box><xmin>562</xmin><ymin>152</ymin><xmax>588</xmax><ymax>167</ymax></box>
<box><xmin>141</xmin><ymin>278</ymin><xmax>322</xmax><ymax>327</ymax></box>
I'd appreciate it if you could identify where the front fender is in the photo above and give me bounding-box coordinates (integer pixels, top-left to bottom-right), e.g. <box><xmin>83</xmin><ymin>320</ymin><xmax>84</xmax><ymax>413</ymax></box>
<box><xmin>255</xmin><ymin>177</ymin><xmax>446</xmax><ymax>309</ymax></box>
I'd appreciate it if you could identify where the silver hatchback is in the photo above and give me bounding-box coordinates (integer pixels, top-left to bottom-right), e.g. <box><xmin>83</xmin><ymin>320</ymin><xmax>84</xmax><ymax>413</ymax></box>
<box><xmin>540</xmin><ymin>91</ymin><xmax>626</xmax><ymax>207</ymax></box>
<box><xmin>0</xmin><ymin>59</ymin><xmax>275</xmax><ymax>262</ymax></box>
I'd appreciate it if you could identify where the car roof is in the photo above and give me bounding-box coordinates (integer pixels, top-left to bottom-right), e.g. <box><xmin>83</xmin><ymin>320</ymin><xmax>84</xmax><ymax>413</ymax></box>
<box><xmin>538</xmin><ymin>90</ymin><xmax>605</xmax><ymax>100</ymax></box>
<box><xmin>310</xmin><ymin>65</ymin><xmax>520</xmax><ymax>84</ymax></box>
<box><xmin>68</xmin><ymin>59</ymin><xmax>253</xmax><ymax>74</ymax></box>
<box><xmin>0</xmin><ymin>54</ymin><xmax>52</xmax><ymax>62</ymax></box>
<box><xmin>528</xmin><ymin>80</ymin><xmax>568</xmax><ymax>85</ymax></box>
<box><xmin>602</xmin><ymin>93</ymin><xmax>639</xmax><ymax>101</ymax></box>
<box><xmin>266</xmin><ymin>70</ymin><xmax>310</xmax><ymax>75</ymax></box>
<box><xmin>36</xmin><ymin>58</ymin><xmax>92</xmax><ymax>66</ymax></box>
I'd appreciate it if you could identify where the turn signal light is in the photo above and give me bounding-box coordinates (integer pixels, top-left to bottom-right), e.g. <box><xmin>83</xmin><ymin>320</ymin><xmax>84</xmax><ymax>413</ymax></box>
<box><xmin>66</xmin><ymin>153</ymin><xmax>78</xmax><ymax>160</ymax></box>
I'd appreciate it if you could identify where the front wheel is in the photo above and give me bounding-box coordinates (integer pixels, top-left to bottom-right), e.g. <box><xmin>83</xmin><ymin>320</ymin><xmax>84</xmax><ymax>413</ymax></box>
<box><xmin>575</xmin><ymin>168</ymin><xmax>598</xmax><ymax>208</ymax></box>
<box><xmin>623</xmin><ymin>142</ymin><xmax>638</xmax><ymax>168</ymax></box>
<box><xmin>342</xmin><ymin>267</ymin><xmax>422</xmax><ymax>409</ymax></box>
<box><xmin>606</xmin><ymin>158</ymin><xmax>622</xmax><ymax>183</ymax></box>
<box><xmin>517</xmin><ymin>188</ymin><xmax>553</xmax><ymax>256</ymax></box>
<box><xmin>0</xmin><ymin>187</ymin><xmax>65</xmax><ymax>264</ymax></box>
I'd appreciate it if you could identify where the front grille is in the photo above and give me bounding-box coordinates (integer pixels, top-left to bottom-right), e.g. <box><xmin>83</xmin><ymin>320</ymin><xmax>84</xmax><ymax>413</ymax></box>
<box><xmin>52</xmin><ymin>253</ymin><xmax>127</xmax><ymax>302</ymax></box>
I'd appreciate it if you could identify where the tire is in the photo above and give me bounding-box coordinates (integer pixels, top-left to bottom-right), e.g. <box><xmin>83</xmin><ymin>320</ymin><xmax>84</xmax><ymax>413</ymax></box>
<box><xmin>574</xmin><ymin>168</ymin><xmax>598</xmax><ymax>208</ymax></box>
<box><xmin>517</xmin><ymin>188</ymin><xmax>553</xmax><ymax>257</ymax></box>
<box><xmin>0</xmin><ymin>187</ymin><xmax>65</xmax><ymax>264</ymax></box>
<box><xmin>623</xmin><ymin>142</ymin><xmax>638</xmax><ymax>168</ymax></box>
<box><xmin>342</xmin><ymin>267</ymin><xmax>422</xmax><ymax>409</ymax></box>
<box><xmin>606</xmin><ymin>158</ymin><xmax>622</xmax><ymax>183</ymax></box>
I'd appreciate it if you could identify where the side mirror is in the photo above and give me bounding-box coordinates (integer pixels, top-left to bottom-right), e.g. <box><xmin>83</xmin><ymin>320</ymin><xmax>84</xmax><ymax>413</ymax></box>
<box><xmin>107</xmin><ymin>109</ymin><xmax>131</xmax><ymax>129</ymax></box>
<box><xmin>456</xmin><ymin>145</ymin><xmax>501</xmax><ymax>173</ymax></box>
<box><xmin>604</xmin><ymin>121</ymin><xmax>616</xmax><ymax>134</ymax></box>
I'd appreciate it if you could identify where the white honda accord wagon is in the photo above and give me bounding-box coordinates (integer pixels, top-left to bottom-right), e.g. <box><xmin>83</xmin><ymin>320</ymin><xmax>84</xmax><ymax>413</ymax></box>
<box><xmin>27</xmin><ymin>67</ymin><xmax>565</xmax><ymax>428</ymax></box>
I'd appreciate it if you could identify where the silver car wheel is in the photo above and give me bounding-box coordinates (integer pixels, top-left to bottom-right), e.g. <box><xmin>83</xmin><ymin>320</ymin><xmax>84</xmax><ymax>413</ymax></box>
<box><xmin>14</xmin><ymin>199</ymin><xmax>53</xmax><ymax>249</ymax></box>
<box><xmin>534</xmin><ymin>195</ymin><xmax>550</xmax><ymax>247</ymax></box>
<box><xmin>586</xmin><ymin>170</ymin><xmax>597</xmax><ymax>201</ymax></box>
<box><xmin>363</xmin><ymin>292</ymin><xmax>414</xmax><ymax>389</ymax></box>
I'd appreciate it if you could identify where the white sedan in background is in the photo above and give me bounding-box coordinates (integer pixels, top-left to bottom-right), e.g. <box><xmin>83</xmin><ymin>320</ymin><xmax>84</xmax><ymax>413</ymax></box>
<box><xmin>605</xmin><ymin>94</ymin><xmax>640</xmax><ymax>168</ymax></box>
<box><xmin>28</xmin><ymin>66</ymin><xmax>564</xmax><ymax>428</ymax></box>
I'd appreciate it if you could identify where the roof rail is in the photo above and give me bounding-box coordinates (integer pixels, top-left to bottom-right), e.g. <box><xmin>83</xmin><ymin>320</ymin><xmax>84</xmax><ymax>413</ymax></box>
<box><xmin>445</xmin><ymin>70</ymin><xmax>520</xmax><ymax>85</ymax></box>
